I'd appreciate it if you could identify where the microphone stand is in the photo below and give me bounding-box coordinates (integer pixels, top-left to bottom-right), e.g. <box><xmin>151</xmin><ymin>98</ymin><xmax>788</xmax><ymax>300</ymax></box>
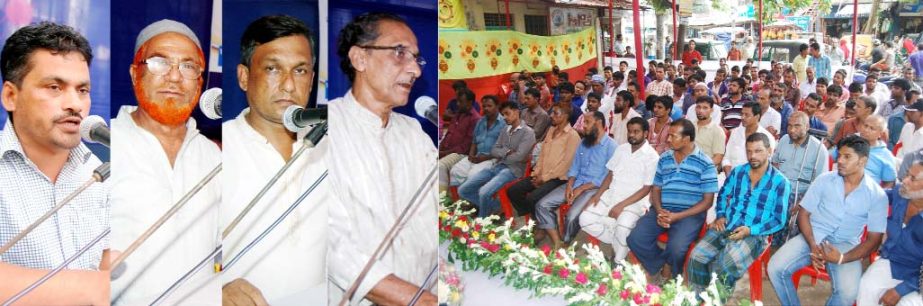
<box><xmin>110</xmin><ymin>164</ymin><xmax>221</xmax><ymax>269</ymax></box>
<box><xmin>150</xmin><ymin>122</ymin><xmax>328</xmax><ymax>305</ymax></box>
<box><xmin>1</xmin><ymin>228</ymin><xmax>110</xmax><ymax>306</ymax></box>
<box><xmin>221</xmin><ymin>121</ymin><xmax>327</xmax><ymax>240</ymax></box>
<box><xmin>407</xmin><ymin>264</ymin><xmax>438</xmax><ymax>306</ymax></box>
<box><xmin>0</xmin><ymin>163</ymin><xmax>111</xmax><ymax>255</ymax></box>
<box><xmin>339</xmin><ymin>165</ymin><xmax>437</xmax><ymax>306</ymax></box>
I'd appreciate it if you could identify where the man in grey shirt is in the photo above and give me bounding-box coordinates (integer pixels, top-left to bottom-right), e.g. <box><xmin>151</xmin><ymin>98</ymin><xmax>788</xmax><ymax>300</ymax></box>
<box><xmin>520</xmin><ymin>87</ymin><xmax>551</xmax><ymax>141</ymax></box>
<box><xmin>459</xmin><ymin>102</ymin><xmax>536</xmax><ymax>217</ymax></box>
<box><xmin>770</xmin><ymin>112</ymin><xmax>829</xmax><ymax>246</ymax></box>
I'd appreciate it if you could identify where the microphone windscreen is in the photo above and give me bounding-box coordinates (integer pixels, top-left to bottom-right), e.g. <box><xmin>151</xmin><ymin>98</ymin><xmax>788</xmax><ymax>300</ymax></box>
<box><xmin>414</xmin><ymin>96</ymin><xmax>436</xmax><ymax>118</ymax></box>
<box><xmin>199</xmin><ymin>87</ymin><xmax>222</xmax><ymax>120</ymax></box>
<box><xmin>80</xmin><ymin>115</ymin><xmax>108</xmax><ymax>144</ymax></box>
<box><xmin>283</xmin><ymin>105</ymin><xmax>303</xmax><ymax>133</ymax></box>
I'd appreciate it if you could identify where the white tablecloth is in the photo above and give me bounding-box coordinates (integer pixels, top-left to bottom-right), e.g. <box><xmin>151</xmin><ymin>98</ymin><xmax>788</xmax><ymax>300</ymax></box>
<box><xmin>441</xmin><ymin>243</ymin><xmax>567</xmax><ymax>306</ymax></box>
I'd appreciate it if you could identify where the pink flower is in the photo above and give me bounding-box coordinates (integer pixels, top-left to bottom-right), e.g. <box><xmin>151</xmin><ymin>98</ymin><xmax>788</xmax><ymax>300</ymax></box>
<box><xmin>619</xmin><ymin>290</ymin><xmax>630</xmax><ymax>300</ymax></box>
<box><xmin>596</xmin><ymin>283</ymin><xmax>608</xmax><ymax>296</ymax></box>
<box><xmin>575</xmin><ymin>272</ymin><xmax>588</xmax><ymax>285</ymax></box>
<box><xmin>543</xmin><ymin>264</ymin><xmax>553</xmax><ymax>275</ymax></box>
<box><xmin>474</xmin><ymin>224</ymin><xmax>482</xmax><ymax>232</ymax></box>
<box><xmin>541</xmin><ymin>244</ymin><xmax>551</xmax><ymax>256</ymax></box>
<box><xmin>633</xmin><ymin>292</ymin><xmax>644</xmax><ymax>304</ymax></box>
<box><xmin>646</xmin><ymin>283</ymin><xmax>662</xmax><ymax>294</ymax></box>
<box><xmin>558</xmin><ymin>268</ymin><xmax>570</xmax><ymax>279</ymax></box>
<box><xmin>612</xmin><ymin>271</ymin><xmax>622</xmax><ymax>280</ymax></box>
<box><xmin>486</xmin><ymin>243</ymin><xmax>500</xmax><ymax>253</ymax></box>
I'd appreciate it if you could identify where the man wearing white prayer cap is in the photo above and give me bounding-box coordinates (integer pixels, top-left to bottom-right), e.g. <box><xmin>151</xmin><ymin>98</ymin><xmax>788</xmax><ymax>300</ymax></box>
<box><xmin>109</xmin><ymin>19</ymin><xmax>222</xmax><ymax>305</ymax></box>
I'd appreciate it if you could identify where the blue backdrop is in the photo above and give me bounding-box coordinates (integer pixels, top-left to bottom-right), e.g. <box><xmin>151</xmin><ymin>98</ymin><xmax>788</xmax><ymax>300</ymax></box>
<box><xmin>0</xmin><ymin>0</ymin><xmax>111</xmax><ymax>160</ymax></box>
<box><xmin>222</xmin><ymin>0</ymin><xmax>320</xmax><ymax>122</ymax></box>
<box><xmin>110</xmin><ymin>0</ymin><xmax>220</xmax><ymax>141</ymax></box>
<box><xmin>327</xmin><ymin>0</ymin><xmax>437</xmax><ymax>144</ymax></box>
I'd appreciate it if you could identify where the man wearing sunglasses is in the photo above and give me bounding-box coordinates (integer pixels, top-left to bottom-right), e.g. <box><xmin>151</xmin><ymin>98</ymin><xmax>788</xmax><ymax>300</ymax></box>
<box><xmin>327</xmin><ymin>12</ymin><xmax>437</xmax><ymax>306</ymax></box>
<box><xmin>109</xmin><ymin>20</ymin><xmax>221</xmax><ymax>305</ymax></box>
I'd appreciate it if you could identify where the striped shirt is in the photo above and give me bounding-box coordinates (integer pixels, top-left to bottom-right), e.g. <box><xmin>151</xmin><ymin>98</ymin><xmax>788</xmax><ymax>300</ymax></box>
<box><xmin>653</xmin><ymin>146</ymin><xmax>719</xmax><ymax>212</ymax></box>
<box><xmin>720</xmin><ymin>95</ymin><xmax>753</xmax><ymax>129</ymax></box>
<box><xmin>0</xmin><ymin>121</ymin><xmax>109</xmax><ymax>270</ymax></box>
<box><xmin>717</xmin><ymin>164</ymin><xmax>792</xmax><ymax>236</ymax></box>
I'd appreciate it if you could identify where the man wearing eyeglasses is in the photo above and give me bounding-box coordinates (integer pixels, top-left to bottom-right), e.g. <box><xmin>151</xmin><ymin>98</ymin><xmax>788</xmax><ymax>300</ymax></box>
<box><xmin>326</xmin><ymin>12</ymin><xmax>437</xmax><ymax>306</ymax></box>
<box><xmin>109</xmin><ymin>20</ymin><xmax>221</xmax><ymax>305</ymax></box>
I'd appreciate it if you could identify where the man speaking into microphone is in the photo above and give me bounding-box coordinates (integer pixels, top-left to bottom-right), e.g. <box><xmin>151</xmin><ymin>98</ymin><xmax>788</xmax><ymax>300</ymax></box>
<box><xmin>221</xmin><ymin>14</ymin><xmax>329</xmax><ymax>304</ymax></box>
<box><xmin>0</xmin><ymin>22</ymin><xmax>109</xmax><ymax>305</ymax></box>
<box><xmin>109</xmin><ymin>19</ymin><xmax>221</xmax><ymax>305</ymax></box>
<box><xmin>327</xmin><ymin>12</ymin><xmax>437</xmax><ymax>305</ymax></box>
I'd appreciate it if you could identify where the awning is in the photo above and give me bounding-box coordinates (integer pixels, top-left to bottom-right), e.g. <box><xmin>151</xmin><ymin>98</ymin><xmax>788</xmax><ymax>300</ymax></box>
<box><xmin>830</xmin><ymin>4</ymin><xmax>876</xmax><ymax>19</ymax></box>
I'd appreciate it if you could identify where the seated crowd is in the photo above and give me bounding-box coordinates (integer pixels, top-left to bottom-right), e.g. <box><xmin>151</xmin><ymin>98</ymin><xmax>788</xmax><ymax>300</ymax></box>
<box><xmin>438</xmin><ymin>54</ymin><xmax>922</xmax><ymax>305</ymax></box>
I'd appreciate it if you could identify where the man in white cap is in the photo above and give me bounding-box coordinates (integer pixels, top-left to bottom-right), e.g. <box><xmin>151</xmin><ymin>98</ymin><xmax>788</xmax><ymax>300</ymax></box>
<box><xmin>220</xmin><ymin>15</ymin><xmax>329</xmax><ymax>304</ymax></box>
<box><xmin>327</xmin><ymin>12</ymin><xmax>437</xmax><ymax>305</ymax></box>
<box><xmin>109</xmin><ymin>19</ymin><xmax>221</xmax><ymax>305</ymax></box>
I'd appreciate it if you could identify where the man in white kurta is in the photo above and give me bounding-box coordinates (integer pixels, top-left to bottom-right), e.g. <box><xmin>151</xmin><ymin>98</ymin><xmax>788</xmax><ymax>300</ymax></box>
<box><xmin>219</xmin><ymin>15</ymin><xmax>327</xmax><ymax>304</ymax></box>
<box><xmin>109</xmin><ymin>20</ymin><xmax>221</xmax><ymax>305</ymax></box>
<box><xmin>579</xmin><ymin>118</ymin><xmax>660</xmax><ymax>262</ymax></box>
<box><xmin>327</xmin><ymin>13</ymin><xmax>437</xmax><ymax>306</ymax></box>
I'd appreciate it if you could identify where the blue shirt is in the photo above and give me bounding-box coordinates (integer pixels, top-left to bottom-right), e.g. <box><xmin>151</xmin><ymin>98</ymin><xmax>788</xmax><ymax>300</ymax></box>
<box><xmin>670</xmin><ymin>103</ymin><xmax>683</xmax><ymax>121</ymax></box>
<box><xmin>909</xmin><ymin>50</ymin><xmax>923</xmax><ymax>78</ymax></box>
<box><xmin>800</xmin><ymin>171</ymin><xmax>888</xmax><ymax>245</ymax></box>
<box><xmin>653</xmin><ymin>146</ymin><xmax>719</xmax><ymax>212</ymax></box>
<box><xmin>883</xmin><ymin>187</ymin><xmax>923</xmax><ymax>297</ymax></box>
<box><xmin>888</xmin><ymin>109</ymin><xmax>906</xmax><ymax>150</ymax></box>
<box><xmin>718</xmin><ymin>164</ymin><xmax>792</xmax><ymax>236</ymax></box>
<box><xmin>831</xmin><ymin>144</ymin><xmax>897</xmax><ymax>184</ymax></box>
<box><xmin>809</xmin><ymin>55</ymin><xmax>833</xmax><ymax>81</ymax></box>
<box><xmin>808</xmin><ymin>115</ymin><xmax>827</xmax><ymax>133</ymax></box>
<box><xmin>472</xmin><ymin>115</ymin><xmax>507</xmax><ymax>155</ymax></box>
<box><xmin>570</xmin><ymin>96</ymin><xmax>585</xmax><ymax>111</ymax></box>
<box><xmin>779</xmin><ymin>103</ymin><xmax>794</xmax><ymax>136</ymax></box>
<box><xmin>567</xmin><ymin>136</ymin><xmax>617</xmax><ymax>187</ymax></box>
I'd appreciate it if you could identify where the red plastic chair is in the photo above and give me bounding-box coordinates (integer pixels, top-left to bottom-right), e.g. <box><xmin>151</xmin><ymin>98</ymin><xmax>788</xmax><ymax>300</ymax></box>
<box><xmin>627</xmin><ymin>223</ymin><xmax>706</xmax><ymax>276</ymax></box>
<box><xmin>828</xmin><ymin>155</ymin><xmax>834</xmax><ymax>171</ymax></box>
<box><xmin>449</xmin><ymin>186</ymin><xmax>459</xmax><ymax>201</ymax></box>
<box><xmin>792</xmin><ymin>228</ymin><xmax>876</xmax><ymax>290</ymax></box>
<box><xmin>748</xmin><ymin>237</ymin><xmax>773</xmax><ymax>302</ymax></box>
<box><xmin>496</xmin><ymin>150</ymin><xmax>534</xmax><ymax>223</ymax></box>
<box><xmin>557</xmin><ymin>202</ymin><xmax>600</xmax><ymax>246</ymax></box>
<box><xmin>892</xmin><ymin>142</ymin><xmax>902</xmax><ymax>157</ymax></box>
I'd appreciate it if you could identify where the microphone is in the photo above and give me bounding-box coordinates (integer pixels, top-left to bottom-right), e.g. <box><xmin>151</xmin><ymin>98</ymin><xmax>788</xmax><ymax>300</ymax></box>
<box><xmin>200</xmin><ymin>87</ymin><xmax>222</xmax><ymax>120</ymax></box>
<box><xmin>414</xmin><ymin>96</ymin><xmax>437</xmax><ymax>125</ymax></box>
<box><xmin>283</xmin><ymin>105</ymin><xmax>327</xmax><ymax>133</ymax></box>
<box><xmin>80</xmin><ymin>115</ymin><xmax>110</xmax><ymax>147</ymax></box>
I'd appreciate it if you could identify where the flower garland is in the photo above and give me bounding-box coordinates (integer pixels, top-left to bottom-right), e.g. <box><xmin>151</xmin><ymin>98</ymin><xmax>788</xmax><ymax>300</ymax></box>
<box><xmin>438</xmin><ymin>257</ymin><xmax>464</xmax><ymax>306</ymax></box>
<box><xmin>439</xmin><ymin>194</ymin><xmax>756</xmax><ymax>306</ymax></box>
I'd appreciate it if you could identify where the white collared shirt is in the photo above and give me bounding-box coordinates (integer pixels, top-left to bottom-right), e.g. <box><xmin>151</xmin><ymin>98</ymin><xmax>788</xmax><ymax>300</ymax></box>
<box><xmin>723</xmin><ymin>125</ymin><xmax>777</xmax><ymax>168</ymax></box>
<box><xmin>220</xmin><ymin>108</ymin><xmax>328</xmax><ymax>303</ymax></box>
<box><xmin>760</xmin><ymin>107</ymin><xmax>782</xmax><ymax>133</ymax></box>
<box><xmin>600</xmin><ymin>142</ymin><xmax>660</xmax><ymax>206</ymax></box>
<box><xmin>897</xmin><ymin>122</ymin><xmax>923</xmax><ymax>165</ymax></box>
<box><xmin>326</xmin><ymin>91</ymin><xmax>437</xmax><ymax>305</ymax></box>
<box><xmin>110</xmin><ymin>105</ymin><xmax>222</xmax><ymax>305</ymax></box>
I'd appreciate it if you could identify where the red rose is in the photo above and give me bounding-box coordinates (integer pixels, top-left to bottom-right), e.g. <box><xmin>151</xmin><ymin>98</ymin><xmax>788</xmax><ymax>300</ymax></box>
<box><xmin>543</xmin><ymin>265</ymin><xmax>553</xmax><ymax>274</ymax></box>
<box><xmin>596</xmin><ymin>283</ymin><xmax>608</xmax><ymax>296</ymax></box>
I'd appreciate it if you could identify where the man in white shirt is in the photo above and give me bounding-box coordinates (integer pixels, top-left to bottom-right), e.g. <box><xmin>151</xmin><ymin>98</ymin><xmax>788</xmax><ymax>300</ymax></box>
<box><xmin>580</xmin><ymin>117</ymin><xmax>660</xmax><ymax>262</ymax></box>
<box><xmin>608</xmin><ymin>90</ymin><xmax>640</xmax><ymax>145</ymax></box>
<box><xmin>0</xmin><ymin>22</ymin><xmax>109</xmax><ymax>305</ymax></box>
<box><xmin>723</xmin><ymin>102</ymin><xmax>777</xmax><ymax>174</ymax></box>
<box><xmin>864</xmin><ymin>73</ymin><xmax>892</xmax><ymax>112</ymax></box>
<box><xmin>327</xmin><ymin>12</ymin><xmax>437</xmax><ymax>305</ymax></box>
<box><xmin>898</xmin><ymin>101</ymin><xmax>923</xmax><ymax>165</ymax></box>
<box><xmin>757</xmin><ymin>88</ymin><xmax>782</xmax><ymax>137</ymax></box>
<box><xmin>800</xmin><ymin>67</ymin><xmax>817</xmax><ymax>101</ymax></box>
<box><xmin>686</xmin><ymin>83</ymin><xmax>721</xmax><ymax>124</ymax></box>
<box><xmin>110</xmin><ymin>20</ymin><xmax>222</xmax><ymax>305</ymax></box>
<box><xmin>221</xmin><ymin>15</ymin><xmax>328</xmax><ymax>305</ymax></box>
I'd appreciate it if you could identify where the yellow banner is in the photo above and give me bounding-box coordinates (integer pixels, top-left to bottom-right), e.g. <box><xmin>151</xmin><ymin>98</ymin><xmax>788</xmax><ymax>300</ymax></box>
<box><xmin>437</xmin><ymin>27</ymin><xmax>597</xmax><ymax>79</ymax></box>
<box><xmin>438</xmin><ymin>0</ymin><xmax>468</xmax><ymax>29</ymax></box>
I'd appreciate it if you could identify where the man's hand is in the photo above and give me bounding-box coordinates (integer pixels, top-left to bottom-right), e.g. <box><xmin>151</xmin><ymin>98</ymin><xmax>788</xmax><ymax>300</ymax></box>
<box><xmin>531</xmin><ymin>176</ymin><xmax>543</xmax><ymax>187</ymax></box>
<box><xmin>587</xmin><ymin>195</ymin><xmax>602</xmax><ymax>208</ymax></box>
<box><xmin>657</xmin><ymin>210</ymin><xmax>673</xmax><ymax>228</ymax></box>
<box><xmin>879</xmin><ymin>288</ymin><xmax>901</xmax><ymax>306</ymax></box>
<box><xmin>223</xmin><ymin>278</ymin><xmax>269</xmax><ymax>306</ymax></box>
<box><xmin>467</xmin><ymin>153</ymin><xmax>478</xmax><ymax>162</ymax></box>
<box><xmin>810</xmin><ymin>245</ymin><xmax>825</xmax><ymax>270</ymax></box>
<box><xmin>608</xmin><ymin>202</ymin><xmax>626</xmax><ymax>218</ymax></box>
<box><xmin>722</xmin><ymin>165</ymin><xmax>732</xmax><ymax>175</ymax></box>
<box><xmin>565</xmin><ymin>185</ymin><xmax>574</xmax><ymax>203</ymax></box>
<box><xmin>820</xmin><ymin>241</ymin><xmax>843</xmax><ymax>263</ymax></box>
<box><xmin>728</xmin><ymin>226</ymin><xmax>750</xmax><ymax>240</ymax></box>
<box><xmin>710</xmin><ymin>218</ymin><xmax>727</xmax><ymax>232</ymax></box>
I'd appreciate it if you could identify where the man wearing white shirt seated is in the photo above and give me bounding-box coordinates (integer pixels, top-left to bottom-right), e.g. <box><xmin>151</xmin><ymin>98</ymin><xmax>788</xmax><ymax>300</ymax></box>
<box><xmin>110</xmin><ymin>20</ymin><xmax>222</xmax><ymax>305</ymax></box>
<box><xmin>864</xmin><ymin>73</ymin><xmax>891</xmax><ymax>112</ymax></box>
<box><xmin>686</xmin><ymin>83</ymin><xmax>721</xmax><ymax>124</ymax></box>
<box><xmin>897</xmin><ymin>101</ymin><xmax>923</xmax><ymax>165</ymax></box>
<box><xmin>221</xmin><ymin>15</ymin><xmax>329</xmax><ymax>305</ymax></box>
<box><xmin>327</xmin><ymin>12</ymin><xmax>437</xmax><ymax>305</ymax></box>
<box><xmin>800</xmin><ymin>67</ymin><xmax>817</xmax><ymax>101</ymax></box>
<box><xmin>757</xmin><ymin>88</ymin><xmax>782</xmax><ymax>137</ymax></box>
<box><xmin>723</xmin><ymin>102</ymin><xmax>777</xmax><ymax>174</ymax></box>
